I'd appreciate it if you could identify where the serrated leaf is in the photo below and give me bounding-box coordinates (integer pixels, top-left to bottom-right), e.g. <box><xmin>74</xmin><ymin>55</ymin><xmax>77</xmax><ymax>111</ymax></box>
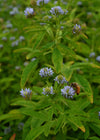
<box><xmin>52</xmin><ymin>48</ymin><xmax>63</xmax><ymax>73</ymax></box>
<box><xmin>21</xmin><ymin>60</ymin><xmax>38</xmax><ymax>88</ymax></box>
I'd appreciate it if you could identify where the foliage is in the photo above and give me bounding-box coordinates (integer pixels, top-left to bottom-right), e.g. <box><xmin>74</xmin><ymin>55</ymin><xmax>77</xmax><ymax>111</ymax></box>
<box><xmin>0</xmin><ymin>0</ymin><xmax>100</xmax><ymax>139</ymax></box>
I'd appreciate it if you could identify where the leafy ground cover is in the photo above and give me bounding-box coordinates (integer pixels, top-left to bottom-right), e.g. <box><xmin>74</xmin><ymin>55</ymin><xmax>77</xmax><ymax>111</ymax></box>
<box><xmin>0</xmin><ymin>0</ymin><xmax>100</xmax><ymax>139</ymax></box>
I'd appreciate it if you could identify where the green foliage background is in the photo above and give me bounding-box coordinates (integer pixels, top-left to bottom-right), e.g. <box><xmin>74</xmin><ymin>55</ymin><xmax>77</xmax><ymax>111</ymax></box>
<box><xmin>0</xmin><ymin>0</ymin><xmax>100</xmax><ymax>139</ymax></box>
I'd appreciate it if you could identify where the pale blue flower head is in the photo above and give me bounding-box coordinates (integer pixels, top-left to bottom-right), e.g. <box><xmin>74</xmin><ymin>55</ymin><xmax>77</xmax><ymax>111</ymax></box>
<box><xmin>50</xmin><ymin>6</ymin><xmax>64</xmax><ymax>15</ymax></box>
<box><xmin>10</xmin><ymin>36</ymin><xmax>15</xmax><ymax>41</ymax></box>
<box><xmin>0</xmin><ymin>44</ymin><xmax>3</xmax><ymax>48</ymax></box>
<box><xmin>37</xmin><ymin>0</ymin><xmax>50</xmax><ymax>6</ymax></box>
<box><xmin>18</xmin><ymin>122</ymin><xmax>24</xmax><ymax>131</ymax></box>
<box><xmin>20</xmin><ymin>88</ymin><xmax>32</xmax><ymax>98</ymax></box>
<box><xmin>39</xmin><ymin>67</ymin><xmax>54</xmax><ymax>77</ymax></box>
<box><xmin>19</xmin><ymin>36</ymin><xmax>25</xmax><ymax>42</ymax></box>
<box><xmin>96</xmin><ymin>56</ymin><xmax>100</xmax><ymax>62</ymax></box>
<box><xmin>6</xmin><ymin>23</ymin><xmax>13</xmax><ymax>29</ymax></box>
<box><xmin>73</xmin><ymin>24</ymin><xmax>81</xmax><ymax>34</ymax></box>
<box><xmin>4</xmin><ymin>126</ymin><xmax>11</xmax><ymax>135</ymax></box>
<box><xmin>31</xmin><ymin>57</ymin><xmax>36</xmax><ymax>62</ymax></box>
<box><xmin>24</xmin><ymin>7</ymin><xmax>34</xmax><ymax>17</ymax></box>
<box><xmin>89</xmin><ymin>52</ymin><xmax>95</xmax><ymax>58</ymax></box>
<box><xmin>11</xmin><ymin>40</ymin><xmax>19</xmax><ymax>47</ymax></box>
<box><xmin>61</xmin><ymin>86</ymin><xmax>75</xmax><ymax>99</ymax></box>
<box><xmin>42</xmin><ymin>86</ymin><xmax>54</xmax><ymax>95</ymax></box>
<box><xmin>23</xmin><ymin>61</ymin><xmax>29</xmax><ymax>66</ymax></box>
<box><xmin>54</xmin><ymin>75</ymin><xmax>68</xmax><ymax>84</ymax></box>
<box><xmin>2</xmin><ymin>37</ymin><xmax>7</xmax><ymax>41</ymax></box>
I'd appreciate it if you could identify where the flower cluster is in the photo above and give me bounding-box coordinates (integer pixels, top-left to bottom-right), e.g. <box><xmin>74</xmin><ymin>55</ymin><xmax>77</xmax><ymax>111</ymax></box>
<box><xmin>37</xmin><ymin>0</ymin><xmax>50</xmax><ymax>6</ymax></box>
<box><xmin>61</xmin><ymin>86</ymin><xmax>75</xmax><ymax>99</ymax></box>
<box><xmin>20</xmin><ymin>88</ymin><xmax>32</xmax><ymax>98</ymax></box>
<box><xmin>54</xmin><ymin>75</ymin><xmax>68</xmax><ymax>84</ymax></box>
<box><xmin>42</xmin><ymin>86</ymin><xmax>54</xmax><ymax>95</ymax></box>
<box><xmin>24</xmin><ymin>7</ymin><xmax>34</xmax><ymax>17</ymax></box>
<box><xmin>73</xmin><ymin>24</ymin><xmax>81</xmax><ymax>34</ymax></box>
<box><xmin>50</xmin><ymin>6</ymin><xmax>68</xmax><ymax>16</ymax></box>
<box><xmin>39</xmin><ymin>67</ymin><xmax>54</xmax><ymax>77</ymax></box>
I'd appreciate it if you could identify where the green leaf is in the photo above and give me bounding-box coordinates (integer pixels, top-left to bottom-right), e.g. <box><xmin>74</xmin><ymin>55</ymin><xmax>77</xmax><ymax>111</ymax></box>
<box><xmin>54</xmin><ymin>115</ymin><xmax>65</xmax><ymax>134</ymax></box>
<box><xmin>68</xmin><ymin>116</ymin><xmax>85</xmax><ymax>132</ymax></box>
<box><xmin>74</xmin><ymin>74</ymin><xmax>93</xmax><ymax>103</ymax></box>
<box><xmin>59</xmin><ymin>44</ymin><xmax>76</xmax><ymax>57</ymax></box>
<box><xmin>11</xmin><ymin>99</ymin><xmax>35</xmax><ymax>107</ymax></box>
<box><xmin>89</xmin><ymin>124</ymin><xmax>100</xmax><ymax>136</ymax></box>
<box><xmin>41</xmin><ymin>42</ymin><xmax>55</xmax><ymax>50</ymax></box>
<box><xmin>61</xmin><ymin>65</ymin><xmax>73</xmax><ymax>81</ymax></box>
<box><xmin>14</xmin><ymin>48</ymin><xmax>32</xmax><ymax>53</ymax></box>
<box><xmin>25</xmin><ymin>127</ymin><xmax>44</xmax><ymax>140</ymax></box>
<box><xmin>33</xmin><ymin>33</ymin><xmax>45</xmax><ymax>49</ymax></box>
<box><xmin>26</xmin><ymin>50</ymin><xmax>41</xmax><ymax>59</ymax></box>
<box><xmin>52</xmin><ymin>48</ymin><xmax>63</xmax><ymax>73</ymax></box>
<box><xmin>21</xmin><ymin>60</ymin><xmax>38</xmax><ymax>88</ymax></box>
<box><xmin>89</xmin><ymin>136</ymin><xmax>100</xmax><ymax>140</ymax></box>
<box><xmin>0</xmin><ymin>110</ymin><xmax>24</xmax><ymax>122</ymax></box>
<box><xmin>44</xmin><ymin>121</ymin><xmax>54</xmax><ymax>137</ymax></box>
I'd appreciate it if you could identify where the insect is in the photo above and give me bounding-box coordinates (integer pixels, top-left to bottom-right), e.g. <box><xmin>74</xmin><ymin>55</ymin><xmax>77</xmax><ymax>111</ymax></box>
<box><xmin>71</xmin><ymin>82</ymin><xmax>80</xmax><ymax>95</ymax></box>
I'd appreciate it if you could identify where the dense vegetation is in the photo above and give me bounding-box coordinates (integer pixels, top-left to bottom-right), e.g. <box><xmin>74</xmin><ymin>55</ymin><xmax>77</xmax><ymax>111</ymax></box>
<box><xmin>0</xmin><ymin>0</ymin><xmax>100</xmax><ymax>139</ymax></box>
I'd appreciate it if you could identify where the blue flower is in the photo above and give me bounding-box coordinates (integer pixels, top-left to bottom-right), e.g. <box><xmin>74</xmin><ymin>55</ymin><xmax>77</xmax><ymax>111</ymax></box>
<box><xmin>18</xmin><ymin>122</ymin><xmax>24</xmax><ymax>131</ymax></box>
<box><xmin>42</xmin><ymin>86</ymin><xmax>54</xmax><ymax>95</ymax></box>
<box><xmin>19</xmin><ymin>36</ymin><xmax>25</xmax><ymax>42</ymax></box>
<box><xmin>4</xmin><ymin>126</ymin><xmax>11</xmax><ymax>135</ymax></box>
<box><xmin>39</xmin><ymin>67</ymin><xmax>54</xmax><ymax>77</ymax></box>
<box><xmin>89</xmin><ymin>52</ymin><xmax>95</xmax><ymax>58</ymax></box>
<box><xmin>6</xmin><ymin>23</ymin><xmax>13</xmax><ymax>29</ymax></box>
<box><xmin>73</xmin><ymin>24</ymin><xmax>81</xmax><ymax>34</ymax></box>
<box><xmin>61</xmin><ymin>86</ymin><xmax>75</xmax><ymax>99</ymax></box>
<box><xmin>11</xmin><ymin>40</ymin><xmax>19</xmax><ymax>47</ymax></box>
<box><xmin>37</xmin><ymin>0</ymin><xmax>50</xmax><ymax>6</ymax></box>
<box><xmin>24</xmin><ymin>7</ymin><xmax>34</xmax><ymax>17</ymax></box>
<box><xmin>2</xmin><ymin>37</ymin><xmax>7</xmax><ymax>41</ymax></box>
<box><xmin>50</xmin><ymin>6</ymin><xmax>64</xmax><ymax>15</ymax></box>
<box><xmin>0</xmin><ymin>44</ymin><xmax>3</xmax><ymax>48</ymax></box>
<box><xmin>20</xmin><ymin>88</ymin><xmax>32</xmax><ymax>98</ymax></box>
<box><xmin>31</xmin><ymin>57</ymin><xmax>36</xmax><ymax>62</ymax></box>
<box><xmin>10</xmin><ymin>36</ymin><xmax>15</xmax><ymax>41</ymax></box>
<box><xmin>96</xmin><ymin>56</ymin><xmax>100</xmax><ymax>62</ymax></box>
<box><xmin>54</xmin><ymin>75</ymin><xmax>68</xmax><ymax>84</ymax></box>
